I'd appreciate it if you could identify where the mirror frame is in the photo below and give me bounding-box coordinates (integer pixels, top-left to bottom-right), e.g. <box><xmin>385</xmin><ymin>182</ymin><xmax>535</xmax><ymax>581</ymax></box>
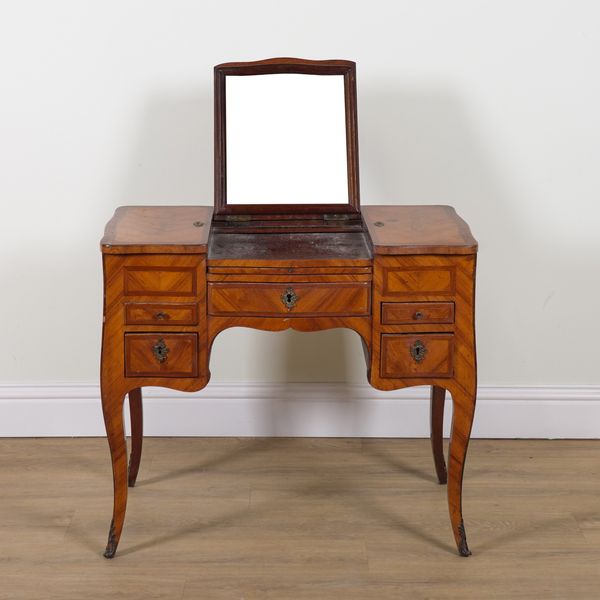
<box><xmin>213</xmin><ymin>58</ymin><xmax>360</xmax><ymax>217</ymax></box>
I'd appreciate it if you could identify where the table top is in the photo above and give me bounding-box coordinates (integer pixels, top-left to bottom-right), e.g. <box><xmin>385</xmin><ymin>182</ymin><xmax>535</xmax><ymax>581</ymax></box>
<box><xmin>101</xmin><ymin>205</ymin><xmax>477</xmax><ymax>255</ymax></box>
<box><xmin>101</xmin><ymin>206</ymin><xmax>213</xmax><ymax>254</ymax></box>
<box><xmin>361</xmin><ymin>205</ymin><xmax>477</xmax><ymax>255</ymax></box>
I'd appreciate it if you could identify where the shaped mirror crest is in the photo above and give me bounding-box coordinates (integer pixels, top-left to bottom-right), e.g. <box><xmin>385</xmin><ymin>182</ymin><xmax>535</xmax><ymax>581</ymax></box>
<box><xmin>214</xmin><ymin>59</ymin><xmax>360</xmax><ymax>215</ymax></box>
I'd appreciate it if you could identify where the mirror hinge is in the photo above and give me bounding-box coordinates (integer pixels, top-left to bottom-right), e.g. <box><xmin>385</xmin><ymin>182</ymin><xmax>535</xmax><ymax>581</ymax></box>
<box><xmin>323</xmin><ymin>214</ymin><xmax>353</xmax><ymax>221</ymax></box>
<box><xmin>224</xmin><ymin>215</ymin><xmax>252</xmax><ymax>222</ymax></box>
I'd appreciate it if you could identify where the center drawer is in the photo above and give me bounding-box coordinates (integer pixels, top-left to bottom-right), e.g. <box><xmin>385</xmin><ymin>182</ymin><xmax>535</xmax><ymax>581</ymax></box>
<box><xmin>208</xmin><ymin>282</ymin><xmax>370</xmax><ymax>317</ymax></box>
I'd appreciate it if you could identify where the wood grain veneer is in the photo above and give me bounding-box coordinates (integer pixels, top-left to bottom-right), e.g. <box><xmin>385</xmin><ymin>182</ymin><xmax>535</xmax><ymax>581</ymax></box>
<box><xmin>381</xmin><ymin>302</ymin><xmax>455</xmax><ymax>325</ymax></box>
<box><xmin>124</xmin><ymin>266</ymin><xmax>197</xmax><ymax>297</ymax></box>
<box><xmin>101</xmin><ymin>206</ymin><xmax>213</xmax><ymax>254</ymax></box>
<box><xmin>362</xmin><ymin>205</ymin><xmax>477</xmax><ymax>255</ymax></box>
<box><xmin>124</xmin><ymin>333</ymin><xmax>199</xmax><ymax>378</ymax></box>
<box><xmin>124</xmin><ymin>302</ymin><xmax>199</xmax><ymax>326</ymax></box>
<box><xmin>208</xmin><ymin>282</ymin><xmax>370</xmax><ymax>317</ymax></box>
<box><xmin>382</xmin><ymin>266</ymin><xmax>456</xmax><ymax>296</ymax></box>
<box><xmin>100</xmin><ymin>203</ymin><xmax>477</xmax><ymax>559</ymax></box>
<box><xmin>380</xmin><ymin>333</ymin><xmax>455</xmax><ymax>378</ymax></box>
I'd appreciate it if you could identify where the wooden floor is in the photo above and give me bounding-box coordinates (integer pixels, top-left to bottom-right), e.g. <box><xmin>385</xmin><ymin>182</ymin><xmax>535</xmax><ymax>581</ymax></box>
<box><xmin>1</xmin><ymin>438</ymin><xmax>600</xmax><ymax>599</ymax></box>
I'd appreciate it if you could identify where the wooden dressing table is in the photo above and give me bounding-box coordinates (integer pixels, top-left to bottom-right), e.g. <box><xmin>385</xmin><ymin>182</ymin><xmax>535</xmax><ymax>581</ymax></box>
<box><xmin>100</xmin><ymin>59</ymin><xmax>478</xmax><ymax>558</ymax></box>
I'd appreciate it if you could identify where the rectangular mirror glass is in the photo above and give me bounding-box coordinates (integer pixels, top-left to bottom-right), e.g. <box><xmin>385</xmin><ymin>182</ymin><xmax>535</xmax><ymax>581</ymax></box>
<box><xmin>226</xmin><ymin>74</ymin><xmax>347</xmax><ymax>205</ymax></box>
<box><xmin>214</xmin><ymin>59</ymin><xmax>360</xmax><ymax>216</ymax></box>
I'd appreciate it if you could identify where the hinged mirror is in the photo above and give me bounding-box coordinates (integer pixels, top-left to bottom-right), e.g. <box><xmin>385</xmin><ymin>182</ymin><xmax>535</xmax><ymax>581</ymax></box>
<box><xmin>213</xmin><ymin>58</ymin><xmax>360</xmax><ymax>219</ymax></box>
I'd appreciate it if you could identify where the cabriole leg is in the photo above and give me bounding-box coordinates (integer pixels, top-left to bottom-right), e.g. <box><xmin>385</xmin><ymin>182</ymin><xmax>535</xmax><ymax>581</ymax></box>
<box><xmin>447</xmin><ymin>386</ymin><xmax>476</xmax><ymax>557</ymax></box>
<box><xmin>128</xmin><ymin>388</ymin><xmax>143</xmax><ymax>488</ymax></box>
<box><xmin>430</xmin><ymin>385</ymin><xmax>447</xmax><ymax>484</ymax></box>
<box><xmin>101</xmin><ymin>387</ymin><xmax>128</xmax><ymax>559</ymax></box>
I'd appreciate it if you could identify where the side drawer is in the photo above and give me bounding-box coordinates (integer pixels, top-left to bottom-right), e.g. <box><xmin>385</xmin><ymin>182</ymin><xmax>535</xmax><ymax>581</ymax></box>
<box><xmin>208</xmin><ymin>282</ymin><xmax>370</xmax><ymax>317</ymax></box>
<box><xmin>124</xmin><ymin>302</ymin><xmax>198</xmax><ymax>326</ymax></box>
<box><xmin>380</xmin><ymin>333</ymin><xmax>454</xmax><ymax>378</ymax></box>
<box><xmin>124</xmin><ymin>266</ymin><xmax>197</xmax><ymax>296</ymax></box>
<box><xmin>381</xmin><ymin>302</ymin><xmax>454</xmax><ymax>325</ymax></box>
<box><xmin>382</xmin><ymin>267</ymin><xmax>455</xmax><ymax>296</ymax></box>
<box><xmin>125</xmin><ymin>333</ymin><xmax>198</xmax><ymax>377</ymax></box>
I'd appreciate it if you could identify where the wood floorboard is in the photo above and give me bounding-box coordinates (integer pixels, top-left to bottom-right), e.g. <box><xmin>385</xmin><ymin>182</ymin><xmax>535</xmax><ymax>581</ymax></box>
<box><xmin>0</xmin><ymin>438</ymin><xmax>599</xmax><ymax>599</ymax></box>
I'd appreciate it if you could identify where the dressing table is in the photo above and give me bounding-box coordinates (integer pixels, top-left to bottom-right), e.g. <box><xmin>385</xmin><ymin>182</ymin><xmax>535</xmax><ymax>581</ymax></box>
<box><xmin>100</xmin><ymin>58</ymin><xmax>478</xmax><ymax>558</ymax></box>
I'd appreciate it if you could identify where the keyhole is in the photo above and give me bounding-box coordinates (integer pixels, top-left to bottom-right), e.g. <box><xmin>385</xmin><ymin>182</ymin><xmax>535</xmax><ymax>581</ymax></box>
<box><xmin>281</xmin><ymin>288</ymin><xmax>296</xmax><ymax>309</ymax></box>
<box><xmin>411</xmin><ymin>340</ymin><xmax>426</xmax><ymax>363</ymax></box>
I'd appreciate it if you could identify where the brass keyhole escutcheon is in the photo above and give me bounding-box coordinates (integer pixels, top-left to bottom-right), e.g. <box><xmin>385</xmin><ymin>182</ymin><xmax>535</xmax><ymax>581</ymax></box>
<box><xmin>410</xmin><ymin>339</ymin><xmax>427</xmax><ymax>363</ymax></box>
<box><xmin>154</xmin><ymin>311</ymin><xmax>169</xmax><ymax>320</ymax></box>
<box><xmin>152</xmin><ymin>338</ymin><xmax>169</xmax><ymax>363</ymax></box>
<box><xmin>281</xmin><ymin>287</ymin><xmax>297</xmax><ymax>310</ymax></box>
<box><xmin>413</xmin><ymin>311</ymin><xmax>424</xmax><ymax>320</ymax></box>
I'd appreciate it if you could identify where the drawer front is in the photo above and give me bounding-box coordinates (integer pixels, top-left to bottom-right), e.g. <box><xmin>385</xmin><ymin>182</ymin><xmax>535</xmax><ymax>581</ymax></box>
<box><xmin>380</xmin><ymin>334</ymin><xmax>454</xmax><ymax>378</ymax></box>
<box><xmin>381</xmin><ymin>302</ymin><xmax>454</xmax><ymax>325</ymax></box>
<box><xmin>208</xmin><ymin>283</ymin><xmax>370</xmax><ymax>317</ymax></box>
<box><xmin>124</xmin><ymin>266</ymin><xmax>196</xmax><ymax>296</ymax></box>
<box><xmin>124</xmin><ymin>302</ymin><xmax>198</xmax><ymax>326</ymax></box>
<box><xmin>125</xmin><ymin>333</ymin><xmax>198</xmax><ymax>377</ymax></box>
<box><xmin>382</xmin><ymin>267</ymin><xmax>455</xmax><ymax>296</ymax></box>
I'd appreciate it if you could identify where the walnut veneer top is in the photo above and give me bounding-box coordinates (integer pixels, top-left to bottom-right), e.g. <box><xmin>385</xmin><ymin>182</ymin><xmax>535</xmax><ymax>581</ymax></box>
<box><xmin>101</xmin><ymin>206</ymin><xmax>214</xmax><ymax>254</ymax></box>
<box><xmin>361</xmin><ymin>205</ymin><xmax>477</xmax><ymax>255</ymax></box>
<box><xmin>101</xmin><ymin>205</ymin><xmax>477</xmax><ymax>255</ymax></box>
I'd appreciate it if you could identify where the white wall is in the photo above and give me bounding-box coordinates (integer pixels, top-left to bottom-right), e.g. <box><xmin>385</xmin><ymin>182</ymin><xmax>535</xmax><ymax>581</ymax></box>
<box><xmin>0</xmin><ymin>2</ymin><xmax>599</xmax><ymax>434</ymax></box>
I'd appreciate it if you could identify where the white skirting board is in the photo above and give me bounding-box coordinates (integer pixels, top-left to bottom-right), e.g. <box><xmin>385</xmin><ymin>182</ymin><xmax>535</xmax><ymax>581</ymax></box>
<box><xmin>0</xmin><ymin>383</ymin><xmax>598</xmax><ymax>438</ymax></box>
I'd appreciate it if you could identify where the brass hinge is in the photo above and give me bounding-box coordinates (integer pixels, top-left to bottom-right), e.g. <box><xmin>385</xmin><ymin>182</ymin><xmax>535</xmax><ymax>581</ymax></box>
<box><xmin>323</xmin><ymin>214</ymin><xmax>353</xmax><ymax>221</ymax></box>
<box><xmin>224</xmin><ymin>215</ymin><xmax>252</xmax><ymax>222</ymax></box>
